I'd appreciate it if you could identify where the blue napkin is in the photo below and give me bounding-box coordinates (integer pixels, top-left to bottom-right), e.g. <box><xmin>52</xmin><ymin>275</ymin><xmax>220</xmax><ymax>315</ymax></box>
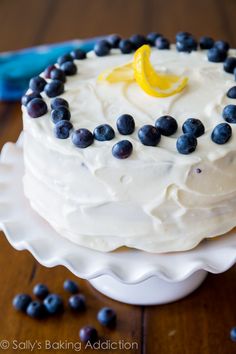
<box><xmin>0</xmin><ymin>37</ymin><xmax>102</xmax><ymax>101</ymax></box>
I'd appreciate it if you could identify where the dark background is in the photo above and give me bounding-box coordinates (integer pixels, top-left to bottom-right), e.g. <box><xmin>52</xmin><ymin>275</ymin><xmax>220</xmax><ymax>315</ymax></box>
<box><xmin>1</xmin><ymin>1</ymin><xmax>236</xmax><ymax>353</ymax></box>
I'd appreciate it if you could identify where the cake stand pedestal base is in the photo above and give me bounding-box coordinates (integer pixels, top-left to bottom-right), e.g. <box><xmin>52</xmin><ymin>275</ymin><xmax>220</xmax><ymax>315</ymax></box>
<box><xmin>89</xmin><ymin>270</ymin><xmax>208</xmax><ymax>305</ymax></box>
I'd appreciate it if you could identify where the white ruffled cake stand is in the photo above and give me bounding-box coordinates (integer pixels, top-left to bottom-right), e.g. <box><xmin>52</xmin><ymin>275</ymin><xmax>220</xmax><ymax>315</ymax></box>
<box><xmin>1</xmin><ymin>136</ymin><xmax>236</xmax><ymax>305</ymax></box>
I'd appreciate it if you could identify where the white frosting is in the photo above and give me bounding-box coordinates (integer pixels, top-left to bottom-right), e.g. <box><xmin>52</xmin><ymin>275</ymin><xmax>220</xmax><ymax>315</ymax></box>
<box><xmin>22</xmin><ymin>46</ymin><xmax>236</xmax><ymax>252</ymax></box>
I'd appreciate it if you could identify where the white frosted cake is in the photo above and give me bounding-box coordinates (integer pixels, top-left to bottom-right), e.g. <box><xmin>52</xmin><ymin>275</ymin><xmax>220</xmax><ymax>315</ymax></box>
<box><xmin>22</xmin><ymin>33</ymin><xmax>236</xmax><ymax>252</ymax></box>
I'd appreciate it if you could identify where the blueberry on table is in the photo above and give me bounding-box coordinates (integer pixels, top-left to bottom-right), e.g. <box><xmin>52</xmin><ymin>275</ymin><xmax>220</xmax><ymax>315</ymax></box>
<box><xmin>224</xmin><ymin>57</ymin><xmax>236</xmax><ymax>73</ymax></box>
<box><xmin>21</xmin><ymin>92</ymin><xmax>42</xmax><ymax>106</ymax></box>
<box><xmin>33</xmin><ymin>284</ymin><xmax>49</xmax><ymax>300</ymax></box>
<box><xmin>130</xmin><ymin>34</ymin><xmax>147</xmax><ymax>49</ymax></box>
<box><xmin>13</xmin><ymin>294</ymin><xmax>32</xmax><ymax>312</ymax></box>
<box><xmin>54</xmin><ymin>120</ymin><xmax>73</xmax><ymax>139</ymax></box>
<box><xmin>112</xmin><ymin>140</ymin><xmax>133</xmax><ymax>159</ymax></box>
<box><xmin>182</xmin><ymin>118</ymin><xmax>205</xmax><ymax>138</ymax></box>
<box><xmin>146</xmin><ymin>32</ymin><xmax>162</xmax><ymax>46</ymax></box>
<box><xmin>155</xmin><ymin>37</ymin><xmax>170</xmax><ymax>50</ymax></box>
<box><xmin>227</xmin><ymin>86</ymin><xmax>236</xmax><ymax>99</ymax></box>
<box><xmin>44</xmin><ymin>64</ymin><xmax>56</xmax><ymax>79</ymax></box>
<box><xmin>27</xmin><ymin>98</ymin><xmax>48</xmax><ymax>118</ymax></box>
<box><xmin>50</xmin><ymin>68</ymin><xmax>66</xmax><ymax>82</ymax></box>
<box><xmin>72</xmin><ymin>129</ymin><xmax>94</xmax><ymax>148</ymax></box>
<box><xmin>93</xmin><ymin>124</ymin><xmax>115</xmax><ymax>141</ymax></box>
<box><xmin>71</xmin><ymin>48</ymin><xmax>87</xmax><ymax>60</ymax></box>
<box><xmin>138</xmin><ymin>125</ymin><xmax>161</xmax><ymax>146</ymax></box>
<box><xmin>60</xmin><ymin>61</ymin><xmax>77</xmax><ymax>76</ymax></box>
<box><xmin>155</xmin><ymin>115</ymin><xmax>178</xmax><ymax>136</ymax></box>
<box><xmin>57</xmin><ymin>53</ymin><xmax>73</xmax><ymax>65</ymax></box>
<box><xmin>116</xmin><ymin>114</ymin><xmax>135</xmax><ymax>135</ymax></box>
<box><xmin>29</xmin><ymin>76</ymin><xmax>47</xmax><ymax>93</ymax></box>
<box><xmin>51</xmin><ymin>97</ymin><xmax>69</xmax><ymax>110</ymax></box>
<box><xmin>230</xmin><ymin>327</ymin><xmax>236</xmax><ymax>342</ymax></box>
<box><xmin>199</xmin><ymin>36</ymin><xmax>214</xmax><ymax>50</ymax></box>
<box><xmin>97</xmin><ymin>307</ymin><xmax>117</xmax><ymax>328</ymax></box>
<box><xmin>94</xmin><ymin>40</ymin><xmax>111</xmax><ymax>57</ymax></box>
<box><xmin>79</xmin><ymin>326</ymin><xmax>98</xmax><ymax>344</ymax></box>
<box><xmin>43</xmin><ymin>294</ymin><xmax>64</xmax><ymax>315</ymax></box>
<box><xmin>63</xmin><ymin>279</ymin><xmax>79</xmax><ymax>294</ymax></box>
<box><xmin>44</xmin><ymin>80</ymin><xmax>64</xmax><ymax>98</ymax></box>
<box><xmin>119</xmin><ymin>39</ymin><xmax>134</xmax><ymax>54</ymax></box>
<box><xmin>207</xmin><ymin>48</ymin><xmax>227</xmax><ymax>63</ymax></box>
<box><xmin>176</xmin><ymin>133</ymin><xmax>197</xmax><ymax>154</ymax></box>
<box><xmin>211</xmin><ymin>123</ymin><xmax>232</xmax><ymax>144</ymax></box>
<box><xmin>223</xmin><ymin>104</ymin><xmax>236</xmax><ymax>123</ymax></box>
<box><xmin>51</xmin><ymin>106</ymin><xmax>71</xmax><ymax>123</ymax></box>
<box><xmin>214</xmin><ymin>40</ymin><xmax>230</xmax><ymax>52</ymax></box>
<box><xmin>176</xmin><ymin>37</ymin><xmax>197</xmax><ymax>52</ymax></box>
<box><xmin>26</xmin><ymin>301</ymin><xmax>46</xmax><ymax>319</ymax></box>
<box><xmin>68</xmin><ymin>294</ymin><xmax>86</xmax><ymax>311</ymax></box>
<box><xmin>107</xmin><ymin>34</ymin><xmax>121</xmax><ymax>48</ymax></box>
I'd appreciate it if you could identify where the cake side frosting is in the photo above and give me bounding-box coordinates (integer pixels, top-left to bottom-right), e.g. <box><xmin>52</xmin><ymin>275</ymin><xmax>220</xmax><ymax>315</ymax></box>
<box><xmin>22</xmin><ymin>45</ymin><xmax>236</xmax><ymax>252</ymax></box>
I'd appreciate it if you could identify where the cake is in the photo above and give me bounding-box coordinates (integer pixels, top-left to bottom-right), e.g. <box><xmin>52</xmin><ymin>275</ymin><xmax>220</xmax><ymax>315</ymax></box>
<box><xmin>22</xmin><ymin>32</ymin><xmax>236</xmax><ymax>253</ymax></box>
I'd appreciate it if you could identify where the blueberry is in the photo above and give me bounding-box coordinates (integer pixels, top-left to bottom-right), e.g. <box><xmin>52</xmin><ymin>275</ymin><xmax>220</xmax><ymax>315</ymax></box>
<box><xmin>130</xmin><ymin>34</ymin><xmax>147</xmax><ymax>49</ymax></box>
<box><xmin>27</xmin><ymin>98</ymin><xmax>48</xmax><ymax>118</ymax></box>
<box><xmin>223</xmin><ymin>104</ymin><xmax>236</xmax><ymax>123</ymax></box>
<box><xmin>29</xmin><ymin>76</ymin><xmax>47</xmax><ymax>93</ymax></box>
<box><xmin>93</xmin><ymin>124</ymin><xmax>115</xmax><ymax>141</ymax></box>
<box><xmin>13</xmin><ymin>294</ymin><xmax>32</xmax><ymax>312</ymax></box>
<box><xmin>116</xmin><ymin>114</ymin><xmax>135</xmax><ymax>135</ymax></box>
<box><xmin>50</xmin><ymin>68</ymin><xmax>66</xmax><ymax>82</ymax></box>
<box><xmin>182</xmin><ymin>118</ymin><xmax>205</xmax><ymax>138</ymax></box>
<box><xmin>97</xmin><ymin>307</ymin><xmax>117</xmax><ymax>328</ymax></box>
<box><xmin>138</xmin><ymin>125</ymin><xmax>161</xmax><ymax>146</ymax></box>
<box><xmin>176</xmin><ymin>133</ymin><xmax>197</xmax><ymax>154</ymax></box>
<box><xmin>227</xmin><ymin>86</ymin><xmax>236</xmax><ymax>99</ymax></box>
<box><xmin>71</xmin><ymin>129</ymin><xmax>94</xmax><ymax>148</ymax></box>
<box><xmin>94</xmin><ymin>40</ymin><xmax>111</xmax><ymax>57</ymax></box>
<box><xmin>175</xmin><ymin>32</ymin><xmax>192</xmax><ymax>42</ymax></box>
<box><xmin>230</xmin><ymin>327</ymin><xmax>236</xmax><ymax>342</ymax></box>
<box><xmin>79</xmin><ymin>326</ymin><xmax>98</xmax><ymax>344</ymax></box>
<box><xmin>51</xmin><ymin>106</ymin><xmax>71</xmax><ymax>123</ymax></box>
<box><xmin>211</xmin><ymin>123</ymin><xmax>232</xmax><ymax>144</ymax></box>
<box><xmin>43</xmin><ymin>294</ymin><xmax>64</xmax><ymax>314</ymax></box>
<box><xmin>112</xmin><ymin>140</ymin><xmax>133</xmax><ymax>159</ymax></box>
<box><xmin>71</xmin><ymin>48</ymin><xmax>87</xmax><ymax>60</ymax></box>
<box><xmin>214</xmin><ymin>40</ymin><xmax>230</xmax><ymax>52</ymax></box>
<box><xmin>155</xmin><ymin>115</ymin><xmax>178</xmax><ymax>136</ymax></box>
<box><xmin>54</xmin><ymin>120</ymin><xmax>73</xmax><ymax>139</ymax></box>
<box><xmin>51</xmin><ymin>97</ymin><xmax>69</xmax><ymax>110</ymax></box>
<box><xmin>207</xmin><ymin>47</ymin><xmax>227</xmax><ymax>63</ymax></box>
<box><xmin>224</xmin><ymin>57</ymin><xmax>236</xmax><ymax>74</ymax></box>
<box><xmin>44</xmin><ymin>80</ymin><xmax>64</xmax><ymax>98</ymax></box>
<box><xmin>60</xmin><ymin>61</ymin><xmax>77</xmax><ymax>75</ymax></box>
<box><xmin>33</xmin><ymin>284</ymin><xmax>49</xmax><ymax>300</ymax></box>
<box><xmin>68</xmin><ymin>294</ymin><xmax>86</xmax><ymax>311</ymax></box>
<box><xmin>146</xmin><ymin>32</ymin><xmax>162</xmax><ymax>46</ymax></box>
<box><xmin>155</xmin><ymin>37</ymin><xmax>170</xmax><ymax>50</ymax></box>
<box><xmin>26</xmin><ymin>301</ymin><xmax>46</xmax><ymax>319</ymax></box>
<box><xmin>119</xmin><ymin>39</ymin><xmax>134</xmax><ymax>54</ymax></box>
<box><xmin>199</xmin><ymin>36</ymin><xmax>214</xmax><ymax>50</ymax></box>
<box><xmin>44</xmin><ymin>64</ymin><xmax>56</xmax><ymax>79</ymax></box>
<box><xmin>107</xmin><ymin>34</ymin><xmax>121</xmax><ymax>48</ymax></box>
<box><xmin>57</xmin><ymin>53</ymin><xmax>73</xmax><ymax>65</ymax></box>
<box><xmin>63</xmin><ymin>279</ymin><xmax>79</xmax><ymax>294</ymax></box>
<box><xmin>21</xmin><ymin>92</ymin><xmax>42</xmax><ymax>106</ymax></box>
<box><xmin>176</xmin><ymin>37</ymin><xmax>197</xmax><ymax>52</ymax></box>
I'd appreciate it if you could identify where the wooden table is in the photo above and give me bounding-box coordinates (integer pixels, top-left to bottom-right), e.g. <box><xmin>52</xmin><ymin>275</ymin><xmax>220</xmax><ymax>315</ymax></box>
<box><xmin>1</xmin><ymin>1</ymin><xmax>236</xmax><ymax>353</ymax></box>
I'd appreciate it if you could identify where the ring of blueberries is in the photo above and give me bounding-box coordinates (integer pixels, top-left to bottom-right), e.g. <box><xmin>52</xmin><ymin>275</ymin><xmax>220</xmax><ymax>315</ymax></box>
<box><xmin>22</xmin><ymin>32</ymin><xmax>236</xmax><ymax>158</ymax></box>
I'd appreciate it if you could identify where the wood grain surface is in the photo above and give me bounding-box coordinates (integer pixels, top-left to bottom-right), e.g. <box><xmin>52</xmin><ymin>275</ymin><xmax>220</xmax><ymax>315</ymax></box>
<box><xmin>1</xmin><ymin>1</ymin><xmax>236</xmax><ymax>353</ymax></box>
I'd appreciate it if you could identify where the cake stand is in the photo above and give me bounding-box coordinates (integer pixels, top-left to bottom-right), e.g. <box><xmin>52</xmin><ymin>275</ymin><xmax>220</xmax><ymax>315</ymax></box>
<box><xmin>1</xmin><ymin>137</ymin><xmax>236</xmax><ymax>305</ymax></box>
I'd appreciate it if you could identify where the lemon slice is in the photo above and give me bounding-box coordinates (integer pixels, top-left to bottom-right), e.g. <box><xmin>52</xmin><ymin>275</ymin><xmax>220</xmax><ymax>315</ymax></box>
<box><xmin>133</xmin><ymin>45</ymin><xmax>188</xmax><ymax>97</ymax></box>
<box><xmin>97</xmin><ymin>62</ymin><xmax>134</xmax><ymax>83</ymax></box>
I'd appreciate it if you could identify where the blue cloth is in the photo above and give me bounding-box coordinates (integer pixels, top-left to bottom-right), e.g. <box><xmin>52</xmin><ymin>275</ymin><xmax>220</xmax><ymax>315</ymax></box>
<box><xmin>0</xmin><ymin>37</ymin><xmax>102</xmax><ymax>101</ymax></box>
